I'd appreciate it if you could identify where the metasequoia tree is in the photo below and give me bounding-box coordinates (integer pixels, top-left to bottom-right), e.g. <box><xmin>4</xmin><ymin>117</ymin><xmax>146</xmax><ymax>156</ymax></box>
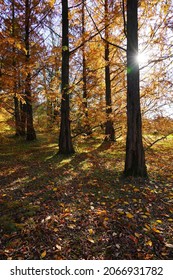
<box><xmin>0</xmin><ymin>0</ymin><xmax>26</xmax><ymax>136</ymax></box>
<box><xmin>124</xmin><ymin>0</ymin><xmax>147</xmax><ymax>177</ymax></box>
<box><xmin>1</xmin><ymin>0</ymin><xmax>50</xmax><ymax>139</ymax></box>
<box><xmin>24</xmin><ymin>0</ymin><xmax>36</xmax><ymax>140</ymax></box>
<box><xmin>104</xmin><ymin>0</ymin><xmax>115</xmax><ymax>141</ymax></box>
<box><xmin>12</xmin><ymin>0</ymin><xmax>22</xmax><ymax>137</ymax></box>
<box><xmin>81</xmin><ymin>0</ymin><xmax>92</xmax><ymax>135</ymax></box>
<box><xmin>59</xmin><ymin>0</ymin><xmax>75</xmax><ymax>154</ymax></box>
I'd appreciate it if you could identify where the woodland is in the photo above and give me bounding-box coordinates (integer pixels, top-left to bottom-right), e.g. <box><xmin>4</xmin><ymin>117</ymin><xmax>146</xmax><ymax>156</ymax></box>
<box><xmin>0</xmin><ymin>0</ymin><xmax>173</xmax><ymax>260</ymax></box>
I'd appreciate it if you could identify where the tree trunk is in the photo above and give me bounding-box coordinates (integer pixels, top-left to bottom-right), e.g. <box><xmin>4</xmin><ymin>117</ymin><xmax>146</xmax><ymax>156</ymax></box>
<box><xmin>14</xmin><ymin>96</ymin><xmax>21</xmax><ymax>136</ymax></box>
<box><xmin>124</xmin><ymin>0</ymin><xmax>147</xmax><ymax>177</ymax></box>
<box><xmin>12</xmin><ymin>0</ymin><xmax>21</xmax><ymax>137</ymax></box>
<box><xmin>25</xmin><ymin>0</ymin><xmax>36</xmax><ymax>141</ymax></box>
<box><xmin>59</xmin><ymin>0</ymin><xmax>74</xmax><ymax>154</ymax></box>
<box><xmin>82</xmin><ymin>0</ymin><xmax>92</xmax><ymax>136</ymax></box>
<box><xmin>20</xmin><ymin>101</ymin><xmax>26</xmax><ymax>136</ymax></box>
<box><xmin>104</xmin><ymin>0</ymin><xmax>115</xmax><ymax>142</ymax></box>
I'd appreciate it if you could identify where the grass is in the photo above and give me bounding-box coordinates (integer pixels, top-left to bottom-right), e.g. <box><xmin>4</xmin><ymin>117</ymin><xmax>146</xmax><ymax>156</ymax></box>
<box><xmin>0</xmin><ymin>132</ymin><xmax>173</xmax><ymax>260</ymax></box>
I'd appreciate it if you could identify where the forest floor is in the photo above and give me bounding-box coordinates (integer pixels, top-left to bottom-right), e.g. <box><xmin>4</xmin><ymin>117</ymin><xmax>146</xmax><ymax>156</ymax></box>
<box><xmin>0</xmin><ymin>132</ymin><xmax>173</xmax><ymax>260</ymax></box>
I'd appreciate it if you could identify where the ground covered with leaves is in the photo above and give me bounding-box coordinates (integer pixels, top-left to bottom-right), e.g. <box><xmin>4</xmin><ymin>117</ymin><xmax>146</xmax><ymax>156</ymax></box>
<box><xmin>0</xmin><ymin>133</ymin><xmax>173</xmax><ymax>259</ymax></box>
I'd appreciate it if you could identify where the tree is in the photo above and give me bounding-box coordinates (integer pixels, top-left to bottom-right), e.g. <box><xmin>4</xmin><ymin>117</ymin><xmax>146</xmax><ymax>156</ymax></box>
<box><xmin>24</xmin><ymin>0</ymin><xmax>36</xmax><ymax>140</ymax></box>
<box><xmin>81</xmin><ymin>0</ymin><xmax>92</xmax><ymax>135</ymax></box>
<box><xmin>58</xmin><ymin>0</ymin><xmax>75</xmax><ymax>154</ymax></box>
<box><xmin>12</xmin><ymin>0</ymin><xmax>22</xmax><ymax>137</ymax></box>
<box><xmin>104</xmin><ymin>0</ymin><xmax>115</xmax><ymax>141</ymax></box>
<box><xmin>124</xmin><ymin>0</ymin><xmax>147</xmax><ymax>177</ymax></box>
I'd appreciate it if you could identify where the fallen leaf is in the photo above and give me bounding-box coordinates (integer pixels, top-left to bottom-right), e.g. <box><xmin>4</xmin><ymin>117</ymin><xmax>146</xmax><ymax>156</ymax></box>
<box><xmin>126</xmin><ymin>212</ymin><xmax>134</xmax><ymax>219</ymax></box>
<box><xmin>88</xmin><ymin>228</ymin><xmax>94</xmax><ymax>235</ymax></box>
<box><xmin>67</xmin><ymin>224</ymin><xmax>76</xmax><ymax>229</ymax></box>
<box><xmin>146</xmin><ymin>240</ymin><xmax>153</xmax><ymax>247</ymax></box>
<box><xmin>152</xmin><ymin>227</ymin><xmax>162</xmax><ymax>233</ymax></box>
<box><xmin>87</xmin><ymin>237</ymin><xmax>95</xmax><ymax>243</ymax></box>
<box><xmin>41</xmin><ymin>250</ymin><xmax>46</xmax><ymax>258</ymax></box>
<box><xmin>117</xmin><ymin>208</ymin><xmax>124</xmax><ymax>214</ymax></box>
<box><xmin>55</xmin><ymin>245</ymin><xmax>62</xmax><ymax>251</ymax></box>
<box><xmin>165</xmin><ymin>243</ymin><xmax>173</xmax><ymax>248</ymax></box>
<box><xmin>144</xmin><ymin>224</ymin><xmax>151</xmax><ymax>230</ymax></box>
<box><xmin>129</xmin><ymin>235</ymin><xmax>138</xmax><ymax>244</ymax></box>
<box><xmin>156</xmin><ymin>220</ymin><xmax>162</xmax><ymax>224</ymax></box>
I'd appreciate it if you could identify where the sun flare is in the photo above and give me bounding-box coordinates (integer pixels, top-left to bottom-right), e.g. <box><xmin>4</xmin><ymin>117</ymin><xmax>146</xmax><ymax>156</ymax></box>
<box><xmin>136</xmin><ymin>52</ymin><xmax>149</xmax><ymax>65</ymax></box>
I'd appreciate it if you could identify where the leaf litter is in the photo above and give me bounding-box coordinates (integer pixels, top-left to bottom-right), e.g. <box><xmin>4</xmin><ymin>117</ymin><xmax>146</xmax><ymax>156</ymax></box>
<box><xmin>0</xmin><ymin>134</ymin><xmax>173</xmax><ymax>259</ymax></box>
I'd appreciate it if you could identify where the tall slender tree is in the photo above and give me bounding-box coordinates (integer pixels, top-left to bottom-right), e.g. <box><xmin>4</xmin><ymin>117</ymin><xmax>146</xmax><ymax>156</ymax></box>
<box><xmin>124</xmin><ymin>0</ymin><xmax>147</xmax><ymax>177</ymax></box>
<box><xmin>82</xmin><ymin>0</ymin><xmax>91</xmax><ymax>135</ymax></box>
<box><xmin>104</xmin><ymin>0</ymin><xmax>115</xmax><ymax>141</ymax></box>
<box><xmin>12</xmin><ymin>0</ymin><xmax>21</xmax><ymax>136</ymax></box>
<box><xmin>25</xmin><ymin>0</ymin><xmax>36</xmax><ymax>140</ymax></box>
<box><xmin>59</xmin><ymin>0</ymin><xmax>74</xmax><ymax>154</ymax></box>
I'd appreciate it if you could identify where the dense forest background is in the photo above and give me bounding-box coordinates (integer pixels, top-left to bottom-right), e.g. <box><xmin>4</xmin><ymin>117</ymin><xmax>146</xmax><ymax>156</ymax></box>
<box><xmin>0</xmin><ymin>0</ymin><xmax>173</xmax><ymax>260</ymax></box>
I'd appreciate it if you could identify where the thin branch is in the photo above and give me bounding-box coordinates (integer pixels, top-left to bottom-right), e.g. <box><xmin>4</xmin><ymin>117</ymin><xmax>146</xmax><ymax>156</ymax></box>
<box><xmin>121</xmin><ymin>0</ymin><xmax>127</xmax><ymax>37</ymax></box>
<box><xmin>145</xmin><ymin>132</ymin><xmax>173</xmax><ymax>151</ymax></box>
<box><xmin>85</xmin><ymin>4</ymin><xmax>126</xmax><ymax>52</ymax></box>
<box><xmin>69</xmin><ymin>1</ymin><xmax>84</xmax><ymax>10</ymax></box>
<box><xmin>70</xmin><ymin>25</ymin><xmax>108</xmax><ymax>55</ymax></box>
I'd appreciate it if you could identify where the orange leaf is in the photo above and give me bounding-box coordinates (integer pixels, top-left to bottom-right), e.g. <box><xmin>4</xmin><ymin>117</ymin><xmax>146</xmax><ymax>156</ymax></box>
<box><xmin>152</xmin><ymin>227</ymin><xmax>162</xmax><ymax>233</ymax></box>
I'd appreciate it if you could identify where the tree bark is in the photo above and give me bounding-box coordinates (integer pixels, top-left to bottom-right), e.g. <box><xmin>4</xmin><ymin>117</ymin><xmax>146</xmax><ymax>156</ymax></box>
<box><xmin>12</xmin><ymin>0</ymin><xmax>21</xmax><ymax>136</ymax></box>
<box><xmin>13</xmin><ymin>96</ymin><xmax>21</xmax><ymax>136</ymax></box>
<box><xmin>104</xmin><ymin>0</ymin><xmax>115</xmax><ymax>142</ymax></box>
<box><xmin>20</xmin><ymin>101</ymin><xmax>26</xmax><ymax>136</ymax></box>
<box><xmin>25</xmin><ymin>0</ymin><xmax>36</xmax><ymax>141</ymax></box>
<box><xmin>82</xmin><ymin>0</ymin><xmax>92</xmax><ymax>136</ymax></box>
<box><xmin>124</xmin><ymin>0</ymin><xmax>147</xmax><ymax>177</ymax></box>
<box><xmin>59</xmin><ymin>0</ymin><xmax>74</xmax><ymax>154</ymax></box>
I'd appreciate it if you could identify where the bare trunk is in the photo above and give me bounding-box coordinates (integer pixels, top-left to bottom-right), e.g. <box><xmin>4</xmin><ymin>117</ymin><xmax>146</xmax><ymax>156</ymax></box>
<box><xmin>20</xmin><ymin>101</ymin><xmax>26</xmax><ymax>136</ymax></box>
<box><xmin>82</xmin><ymin>0</ymin><xmax>92</xmax><ymax>135</ymax></box>
<box><xmin>12</xmin><ymin>0</ymin><xmax>21</xmax><ymax>136</ymax></box>
<box><xmin>14</xmin><ymin>96</ymin><xmax>21</xmax><ymax>136</ymax></box>
<box><xmin>59</xmin><ymin>0</ymin><xmax>74</xmax><ymax>154</ymax></box>
<box><xmin>124</xmin><ymin>0</ymin><xmax>147</xmax><ymax>177</ymax></box>
<box><xmin>104</xmin><ymin>0</ymin><xmax>115</xmax><ymax>142</ymax></box>
<box><xmin>25</xmin><ymin>0</ymin><xmax>36</xmax><ymax>141</ymax></box>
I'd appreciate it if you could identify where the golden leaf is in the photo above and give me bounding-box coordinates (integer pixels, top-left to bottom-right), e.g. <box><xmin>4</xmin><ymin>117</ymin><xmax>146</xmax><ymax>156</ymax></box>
<box><xmin>146</xmin><ymin>240</ymin><xmax>153</xmax><ymax>247</ymax></box>
<box><xmin>156</xmin><ymin>220</ymin><xmax>162</xmax><ymax>224</ymax></box>
<box><xmin>135</xmin><ymin>232</ymin><xmax>141</xmax><ymax>238</ymax></box>
<box><xmin>88</xmin><ymin>237</ymin><xmax>95</xmax><ymax>243</ymax></box>
<box><xmin>126</xmin><ymin>212</ymin><xmax>134</xmax><ymax>219</ymax></box>
<box><xmin>144</xmin><ymin>224</ymin><xmax>151</xmax><ymax>230</ymax></box>
<box><xmin>41</xmin><ymin>250</ymin><xmax>46</xmax><ymax>258</ymax></box>
<box><xmin>88</xmin><ymin>229</ymin><xmax>94</xmax><ymax>235</ymax></box>
<box><xmin>141</xmin><ymin>215</ymin><xmax>148</xmax><ymax>219</ymax></box>
<box><xmin>68</xmin><ymin>224</ymin><xmax>76</xmax><ymax>229</ymax></box>
<box><xmin>152</xmin><ymin>227</ymin><xmax>162</xmax><ymax>233</ymax></box>
<box><xmin>134</xmin><ymin>188</ymin><xmax>140</xmax><ymax>192</ymax></box>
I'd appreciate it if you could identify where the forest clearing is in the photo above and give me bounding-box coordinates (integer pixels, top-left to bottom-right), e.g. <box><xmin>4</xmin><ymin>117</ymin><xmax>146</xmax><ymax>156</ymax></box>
<box><xmin>0</xmin><ymin>133</ymin><xmax>173</xmax><ymax>260</ymax></box>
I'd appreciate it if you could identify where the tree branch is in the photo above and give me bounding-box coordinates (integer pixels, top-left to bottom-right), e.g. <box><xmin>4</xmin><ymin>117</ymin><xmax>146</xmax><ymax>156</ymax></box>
<box><xmin>85</xmin><ymin>5</ymin><xmax>126</xmax><ymax>52</ymax></box>
<box><xmin>145</xmin><ymin>132</ymin><xmax>173</xmax><ymax>151</ymax></box>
